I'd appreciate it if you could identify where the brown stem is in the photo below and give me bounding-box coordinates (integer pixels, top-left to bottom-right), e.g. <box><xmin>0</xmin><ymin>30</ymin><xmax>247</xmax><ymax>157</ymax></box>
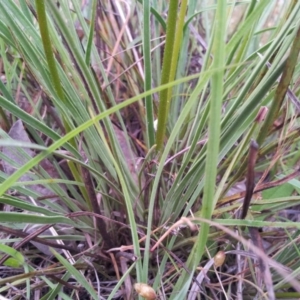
<box><xmin>218</xmin><ymin>167</ymin><xmax>300</xmax><ymax>207</ymax></box>
<box><xmin>240</xmin><ymin>140</ymin><xmax>259</xmax><ymax>219</ymax></box>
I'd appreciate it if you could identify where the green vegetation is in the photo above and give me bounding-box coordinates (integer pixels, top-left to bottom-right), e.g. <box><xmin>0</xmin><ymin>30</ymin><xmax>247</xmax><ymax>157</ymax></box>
<box><xmin>0</xmin><ymin>0</ymin><xmax>300</xmax><ymax>299</ymax></box>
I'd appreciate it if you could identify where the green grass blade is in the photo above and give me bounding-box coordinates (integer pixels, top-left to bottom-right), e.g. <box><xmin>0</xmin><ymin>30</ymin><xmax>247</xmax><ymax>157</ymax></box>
<box><xmin>143</xmin><ymin>0</ymin><xmax>155</xmax><ymax>147</ymax></box>
<box><xmin>170</xmin><ymin>1</ymin><xmax>227</xmax><ymax>295</ymax></box>
<box><xmin>50</xmin><ymin>249</ymin><xmax>101</xmax><ymax>300</ymax></box>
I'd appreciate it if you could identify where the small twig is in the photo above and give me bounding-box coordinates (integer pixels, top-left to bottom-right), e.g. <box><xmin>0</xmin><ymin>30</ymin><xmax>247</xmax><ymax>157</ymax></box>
<box><xmin>110</xmin><ymin>252</ymin><xmax>136</xmax><ymax>300</ymax></box>
<box><xmin>115</xmin><ymin>251</ymin><xmax>137</xmax><ymax>261</ymax></box>
<box><xmin>164</xmin><ymin>139</ymin><xmax>207</xmax><ymax>166</ymax></box>
<box><xmin>0</xmin><ymin>224</ymin><xmax>53</xmax><ymax>266</ymax></box>
<box><xmin>48</xmin><ymin>274</ymin><xmax>81</xmax><ymax>291</ymax></box>
<box><xmin>218</xmin><ymin>167</ymin><xmax>300</xmax><ymax>206</ymax></box>
<box><xmin>150</xmin><ymin>217</ymin><xmax>197</xmax><ymax>252</ymax></box>
<box><xmin>105</xmin><ymin>221</ymin><xmax>168</xmax><ymax>253</ymax></box>
<box><xmin>109</xmin><ymin>252</ymin><xmax>120</xmax><ymax>281</ymax></box>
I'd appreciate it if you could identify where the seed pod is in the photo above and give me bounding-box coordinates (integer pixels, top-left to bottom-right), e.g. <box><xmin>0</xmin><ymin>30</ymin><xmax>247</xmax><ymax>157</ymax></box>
<box><xmin>134</xmin><ymin>283</ymin><xmax>156</xmax><ymax>300</ymax></box>
<box><xmin>214</xmin><ymin>251</ymin><xmax>226</xmax><ymax>267</ymax></box>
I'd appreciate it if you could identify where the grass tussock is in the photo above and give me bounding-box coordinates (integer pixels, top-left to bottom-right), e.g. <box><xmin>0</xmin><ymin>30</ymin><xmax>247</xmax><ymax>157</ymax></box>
<box><xmin>0</xmin><ymin>0</ymin><xmax>300</xmax><ymax>299</ymax></box>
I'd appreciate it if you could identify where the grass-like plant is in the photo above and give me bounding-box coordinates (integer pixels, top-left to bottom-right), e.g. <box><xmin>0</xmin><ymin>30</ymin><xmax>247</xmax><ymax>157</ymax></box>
<box><xmin>0</xmin><ymin>0</ymin><xmax>300</xmax><ymax>299</ymax></box>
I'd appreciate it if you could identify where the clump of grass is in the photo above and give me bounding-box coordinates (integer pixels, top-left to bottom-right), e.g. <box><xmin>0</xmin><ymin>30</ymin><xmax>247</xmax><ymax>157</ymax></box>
<box><xmin>0</xmin><ymin>0</ymin><xmax>300</xmax><ymax>299</ymax></box>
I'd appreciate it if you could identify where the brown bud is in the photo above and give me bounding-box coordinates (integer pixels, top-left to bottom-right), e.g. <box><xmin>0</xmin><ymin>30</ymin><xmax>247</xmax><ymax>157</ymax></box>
<box><xmin>255</xmin><ymin>106</ymin><xmax>268</xmax><ymax>123</ymax></box>
<box><xmin>214</xmin><ymin>251</ymin><xmax>226</xmax><ymax>267</ymax></box>
<box><xmin>134</xmin><ymin>283</ymin><xmax>156</xmax><ymax>300</ymax></box>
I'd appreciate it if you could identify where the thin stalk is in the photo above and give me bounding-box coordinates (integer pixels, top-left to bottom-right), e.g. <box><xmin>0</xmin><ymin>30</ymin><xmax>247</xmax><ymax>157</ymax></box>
<box><xmin>35</xmin><ymin>0</ymin><xmax>65</xmax><ymax>104</ymax></box>
<box><xmin>170</xmin><ymin>0</ymin><xmax>227</xmax><ymax>296</ymax></box>
<box><xmin>165</xmin><ymin>0</ymin><xmax>188</xmax><ymax>116</ymax></box>
<box><xmin>143</xmin><ymin>0</ymin><xmax>155</xmax><ymax>147</ymax></box>
<box><xmin>155</xmin><ymin>0</ymin><xmax>178</xmax><ymax>151</ymax></box>
<box><xmin>257</xmin><ymin>25</ymin><xmax>300</xmax><ymax>146</ymax></box>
